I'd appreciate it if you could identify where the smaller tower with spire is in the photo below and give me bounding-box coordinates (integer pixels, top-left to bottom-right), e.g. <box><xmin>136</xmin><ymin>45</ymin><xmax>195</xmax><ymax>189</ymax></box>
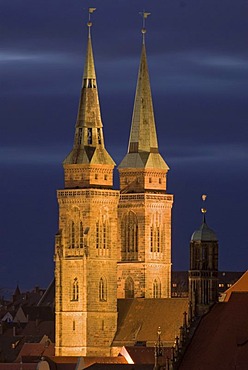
<box><xmin>189</xmin><ymin>195</ymin><xmax>218</xmax><ymax>316</ymax></box>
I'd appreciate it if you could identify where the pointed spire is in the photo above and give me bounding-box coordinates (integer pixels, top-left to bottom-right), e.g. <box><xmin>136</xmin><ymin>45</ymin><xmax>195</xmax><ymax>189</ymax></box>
<box><xmin>119</xmin><ymin>14</ymin><xmax>168</xmax><ymax>170</ymax></box>
<box><xmin>83</xmin><ymin>22</ymin><xmax>96</xmax><ymax>80</ymax></box>
<box><xmin>63</xmin><ymin>8</ymin><xmax>115</xmax><ymax>167</ymax></box>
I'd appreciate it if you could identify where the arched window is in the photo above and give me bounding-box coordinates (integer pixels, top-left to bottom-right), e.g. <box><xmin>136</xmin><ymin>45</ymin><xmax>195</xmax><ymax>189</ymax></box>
<box><xmin>71</xmin><ymin>221</ymin><xmax>75</xmax><ymax>248</ymax></box>
<box><xmin>95</xmin><ymin>216</ymin><xmax>109</xmax><ymax>255</ymax></box>
<box><xmin>125</xmin><ymin>277</ymin><xmax>134</xmax><ymax>298</ymax></box>
<box><xmin>68</xmin><ymin>208</ymin><xmax>84</xmax><ymax>250</ymax></box>
<box><xmin>99</xmin><ymin>277</ymin><xmax>107</xmax><ymax>302</ymax></box>
<box><xmin>80</xmin><ymin>221</ymin><xmax>84</xmax><ymax>248</ymax></box>
<box><xmin>72</xmin><ymin>278</ymin><xmax>79</xmax><ymax>301</ymax></box>
<box><xmin>122</xmin><ymin>211</ymin><xmax>138</xmax><ymax>261</ymax></box>
<box><xmin>153</xmin><ymin>279</ymin><xmax>161</xmax><ymax>298</ymax></box>
<box><xmin>150</xmin><ymin>222</ymin><xmax>163</xmax><ymax>254</ymax></box>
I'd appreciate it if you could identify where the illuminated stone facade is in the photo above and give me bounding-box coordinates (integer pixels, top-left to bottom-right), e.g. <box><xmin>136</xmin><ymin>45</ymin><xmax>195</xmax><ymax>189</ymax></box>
<box><xmin>54</xmin><ymin>23</ymin><xmax>173</xmax><ymax>356</ymax></box>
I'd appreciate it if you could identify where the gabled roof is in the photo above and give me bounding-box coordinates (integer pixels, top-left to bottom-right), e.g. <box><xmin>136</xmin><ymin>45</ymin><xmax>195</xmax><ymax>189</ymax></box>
<box><xmin>120</xmin><ymin>346</ymin><xmax>172</xmax><ymax>364</ymax></box>
<box><xmin>179</xmin><ymin>293</ymin><xmax>248</xmax><ymax>370</ymax></box>
<box><xmin>223</xmin><ymin>270</ymin><xmax>248</xmax><ymax>302</ymax></box>
<box><xmin>114</xmin><ymin>298</ymin><xmax>188</xmax><ymax>346</ymax></box>
<box><xmin>16</xmin><ymin>341</ymin><xmax>55</xmax><ymax>360</ymax></box>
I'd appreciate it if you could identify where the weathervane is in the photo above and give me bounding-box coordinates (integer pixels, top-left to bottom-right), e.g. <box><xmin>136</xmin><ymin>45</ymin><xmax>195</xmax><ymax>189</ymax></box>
<box><xmin>201</xmin><ymin>194</ymin><xmax>207</xmax><ymax>221</ymax></box>
<box><xmin>87</xmin><ymin>7</ymin><xmax>96</xmax><ymax>35</ymax></box>
<box><xmin>139</xmin><ymin>10</ymin><xmax>151</xmax><ymax>43</ymax></box>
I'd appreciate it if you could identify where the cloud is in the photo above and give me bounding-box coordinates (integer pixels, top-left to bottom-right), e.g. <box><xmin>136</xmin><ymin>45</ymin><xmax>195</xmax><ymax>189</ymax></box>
<box><xmin>0</xmin><ymin>50</ymin><xmax>79</xmax><ymax>65</ymax></box>
<box><xmin>165</xmin><ymin>143</ymin><xmax>248</xmax><ymax>166</ymax></box>
<box><xmin>0</xmin><ymin>146</ymin><xmax>66</xmax><ymax>165</ymax></box>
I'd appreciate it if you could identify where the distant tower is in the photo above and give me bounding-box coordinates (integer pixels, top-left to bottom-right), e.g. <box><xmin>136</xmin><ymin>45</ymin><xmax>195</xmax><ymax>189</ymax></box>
<box><xmin>117</xmin><ymin>13</ymin><xmax>173</xmax><ymax>298</ymax></box>
<box><xmin>54</xmin><ymin>9</ymin><xmax>119</xmax><ymax>356</ymax></box>
<box><xmin>189</xmin><ymin>195</ymin><xmax>218</xmax><ymax>315</ymax></box>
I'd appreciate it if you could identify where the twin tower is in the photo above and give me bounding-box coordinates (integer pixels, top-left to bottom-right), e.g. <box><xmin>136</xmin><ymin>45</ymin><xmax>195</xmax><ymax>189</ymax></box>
<box><xmin>54</xmin><ymin>17</ymin><xmax>173</xmax><ymax>356</ymax></box>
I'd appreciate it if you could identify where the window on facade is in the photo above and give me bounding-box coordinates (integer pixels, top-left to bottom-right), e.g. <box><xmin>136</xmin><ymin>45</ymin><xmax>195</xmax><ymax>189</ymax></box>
<box><xmin>72</xmin><ymin>278</ymin><xmax>79</xmax><ymax>301</ymax></box>
<box><xmin>96</xmin><ymin>221</ymin><xmax>99</xmax><ymax>249</ymax></box>
<box><xmin>103</xmin><ymin>222</ymin><xmax>107</xmax><ymax>249</ymax></box>
<box><xmin>99</xmin><ymin>277</ymin><xmax>107</xmax><ymax>301</ymax></box>
<box><xmin>153</xmin><ymin>279</ymin><xmax>161</xmax><ymax>298</ymax></box>
<box><xmin>68</xmin><ymin>208</ymin><xmax>84</xmax><ymax>249</ymax></box>
<box><xmin>150</xmin><ymin>224</ymin><xmax>162</xmax><ymax>254</ymax></box>
<box><xmin>83</xmin><ymin>78</ymin><xmax>96</xmax><ymax>88</ymax></box>
<box><xmin>125</xmin><ymin>277</ymin><xmax>134</xmax><ymax>298</ymax></box>
<box><xmin>87</xmin><ymin>128</ymin><xmax>92</xmax><ymax>144</ymax></box>
<box><xmin>95</xmin><ymin>217</ymin><xmax>109</xmax><ymax>254</ymax></box>
<box><xmin>122</xmin><ymin>211</ymin><xmax>138</xmax><ymax>261</ymax></box>
<box><xmin>73</xmin><ymin>320</ymin><xmax>76</xmax><ymax>331</ymax></box>
<box><xmin>71</xmin><ymin>221</ymin><xmax>75</xmax><ymax>249</ymax></box>
<box><xmin>97</xmin><ymin>128</ymin><xmax>101</xmax><ymax>144</ymax></box>
<box><xmin>80</xmin><ymin>222</ymin><xmax>84</xmax><ymax>248</ymax></box>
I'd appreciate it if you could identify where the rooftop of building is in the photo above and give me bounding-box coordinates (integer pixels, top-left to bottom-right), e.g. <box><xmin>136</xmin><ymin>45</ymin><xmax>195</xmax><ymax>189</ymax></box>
<box><xmin>114</xmin><ymin>298</ymin><xmax>189</xmax><ymax>347</ymax></box>
<box><xmin>179</xmin><ymin>292</ymin><xmax>248</xmax><ymax>370</ymax></box>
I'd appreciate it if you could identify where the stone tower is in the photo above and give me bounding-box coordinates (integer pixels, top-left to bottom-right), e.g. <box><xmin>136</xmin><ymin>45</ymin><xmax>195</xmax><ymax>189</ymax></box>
<box><xmin>189</xmin><ymin>200</ymin><xmax>218</xmax><ymax>315</ymax></box>
<box><xmin>54</xmin><ymin>13</ymin><xmax>119</xmax><ymax>356</ymax></box>
<box><xmin>117</xmin><ymin>23</ymin><xmax>173</xmax><ymax>299</ymax></box>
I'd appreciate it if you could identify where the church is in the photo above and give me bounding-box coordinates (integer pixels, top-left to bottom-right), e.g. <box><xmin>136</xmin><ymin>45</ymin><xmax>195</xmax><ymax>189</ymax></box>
<box><xmin>54</xmin><ymin>10</ymin><xmax>218</xmax><ymax>358</ymax></box>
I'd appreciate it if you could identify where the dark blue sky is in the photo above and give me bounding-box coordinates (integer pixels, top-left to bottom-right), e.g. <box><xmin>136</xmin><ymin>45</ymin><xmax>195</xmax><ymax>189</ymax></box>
<box><xmin>1</xmin><ymin>0</ymin><xmax>248</xmax><ymax>294</ymax></box>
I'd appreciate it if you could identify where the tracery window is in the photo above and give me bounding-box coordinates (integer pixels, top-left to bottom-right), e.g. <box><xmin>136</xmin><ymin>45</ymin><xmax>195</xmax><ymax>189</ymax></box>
<box><xmin>72</xmin><ymin>278</ymin><xmax>79</xmax><ymax>301</ymax></box>
<box><xmin>150</xmin><ymin>215</ymin><xmax>163</xmax><ymax>254</ymax></box>
<box><xmin>99</xmin><ymin>277</ymin><xmax>107</xmax><ymax>302</ymax></box>
<box><xmin>121</xmin><ymin>211</ymin><xmax>138</xmax><ymax>261</ymax></box>
<box><xmin>125</xmin><ymin>277</ymin><xmax>134</xmax><ymax>298</ymax></box>
<box><xmin>95</xmin><ymin>215</ymin><xmax>109</xmax><ymax>255</ymax></box>
<box><xmin>68</xmin><ymin>208</ymin><xmax>84</xmax><ymax>249</ymax></box>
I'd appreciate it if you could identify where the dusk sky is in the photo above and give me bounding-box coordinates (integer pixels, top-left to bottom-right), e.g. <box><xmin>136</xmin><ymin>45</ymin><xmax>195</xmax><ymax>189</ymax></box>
<box><xmin>1</xmin><ymin>0</ymin><xmax>248</xmax><ymax>294</ymax></box>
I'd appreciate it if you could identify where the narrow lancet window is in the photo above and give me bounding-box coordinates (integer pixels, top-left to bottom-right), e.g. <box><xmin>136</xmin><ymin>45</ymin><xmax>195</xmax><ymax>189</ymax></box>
<box><xmin>99</xmin><ymin>277</ymin><xmax>107</xmax><ymax>301</ymax></box>
<box><xmin>153</xmin><ymin>279</ymin><xmax>161</xmax><ymax>298</ymax></box>
<box><xmin>95</xmin><ymin>216</ymin><xmax>109</xmax><ymax>255</ymax></box>
<box><xmin>80</xmin><ymin>222</ymin><xmax>84</xmax><ymax>248</ymax></box>
<box><xmin>72</xmin><ymin>278</ymin><xmax>79</xmax><ymax>301</ymax></box>
<box><xmin>121</xmin><ymin>211</ymin><xmax>138</xmax><ymax>261</ymax></box>
<box><xmin>97</xmin><ymin>128</ymin><xmax>101</xmax><ymax>144</ymax></box>
<box><xmin>125</xmin><ymin>277</ymin><xmax>134</xmax><ymax>298</ymax></box>
<box><xmin>71</xmin><ymin>221</ymin><xmax>75</xmax><ymax>249</ymax></box>
<box><xmin>87</xmin><ymin>128</ymin><xmax>92</xmax><ymax>144</ymax></box>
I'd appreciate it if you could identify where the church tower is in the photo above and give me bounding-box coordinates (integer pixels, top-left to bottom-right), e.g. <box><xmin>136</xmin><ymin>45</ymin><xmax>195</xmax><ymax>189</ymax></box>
<box><xmin>189</xmin><ymin>195</ymin><xmax>218</xmax><ymax>316</ymax></box>
<box><xmin>117</xmin><ymin>15</ymin><xmax>173</xmax><ymax>299</ymax></box>
<box><xmin>54</xmin><ymin>10</ymin><xmax>119</xmax><ymax>356</ymax></box>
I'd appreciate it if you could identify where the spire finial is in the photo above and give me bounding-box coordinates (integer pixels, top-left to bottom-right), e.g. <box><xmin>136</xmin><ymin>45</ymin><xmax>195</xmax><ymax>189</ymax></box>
<box><xmin>201</xmin><ymin>194</ymin><xmax>207</xmax><ymax>223</ymax></box>
<box><xmin>140</xmin><ymin>11</ymin><xmax>151</xmax><ymax>44</ymax></box>
<box><xmin>87</xmin><ymin>8</ymin><xmax>96</xmax><ymax>37</ymax></box>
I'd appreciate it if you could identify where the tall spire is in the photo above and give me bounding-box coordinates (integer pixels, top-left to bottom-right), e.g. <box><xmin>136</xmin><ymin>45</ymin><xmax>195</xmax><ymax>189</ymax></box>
<box><xmin>64</xmin><ymin>8</ymin><xmax>114</xmax><ymax>167</ymax></box>
<box><xmin>119</xmin><ymin>13</ymin><xmax>168</xmax><ymax>170</ymax></box>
